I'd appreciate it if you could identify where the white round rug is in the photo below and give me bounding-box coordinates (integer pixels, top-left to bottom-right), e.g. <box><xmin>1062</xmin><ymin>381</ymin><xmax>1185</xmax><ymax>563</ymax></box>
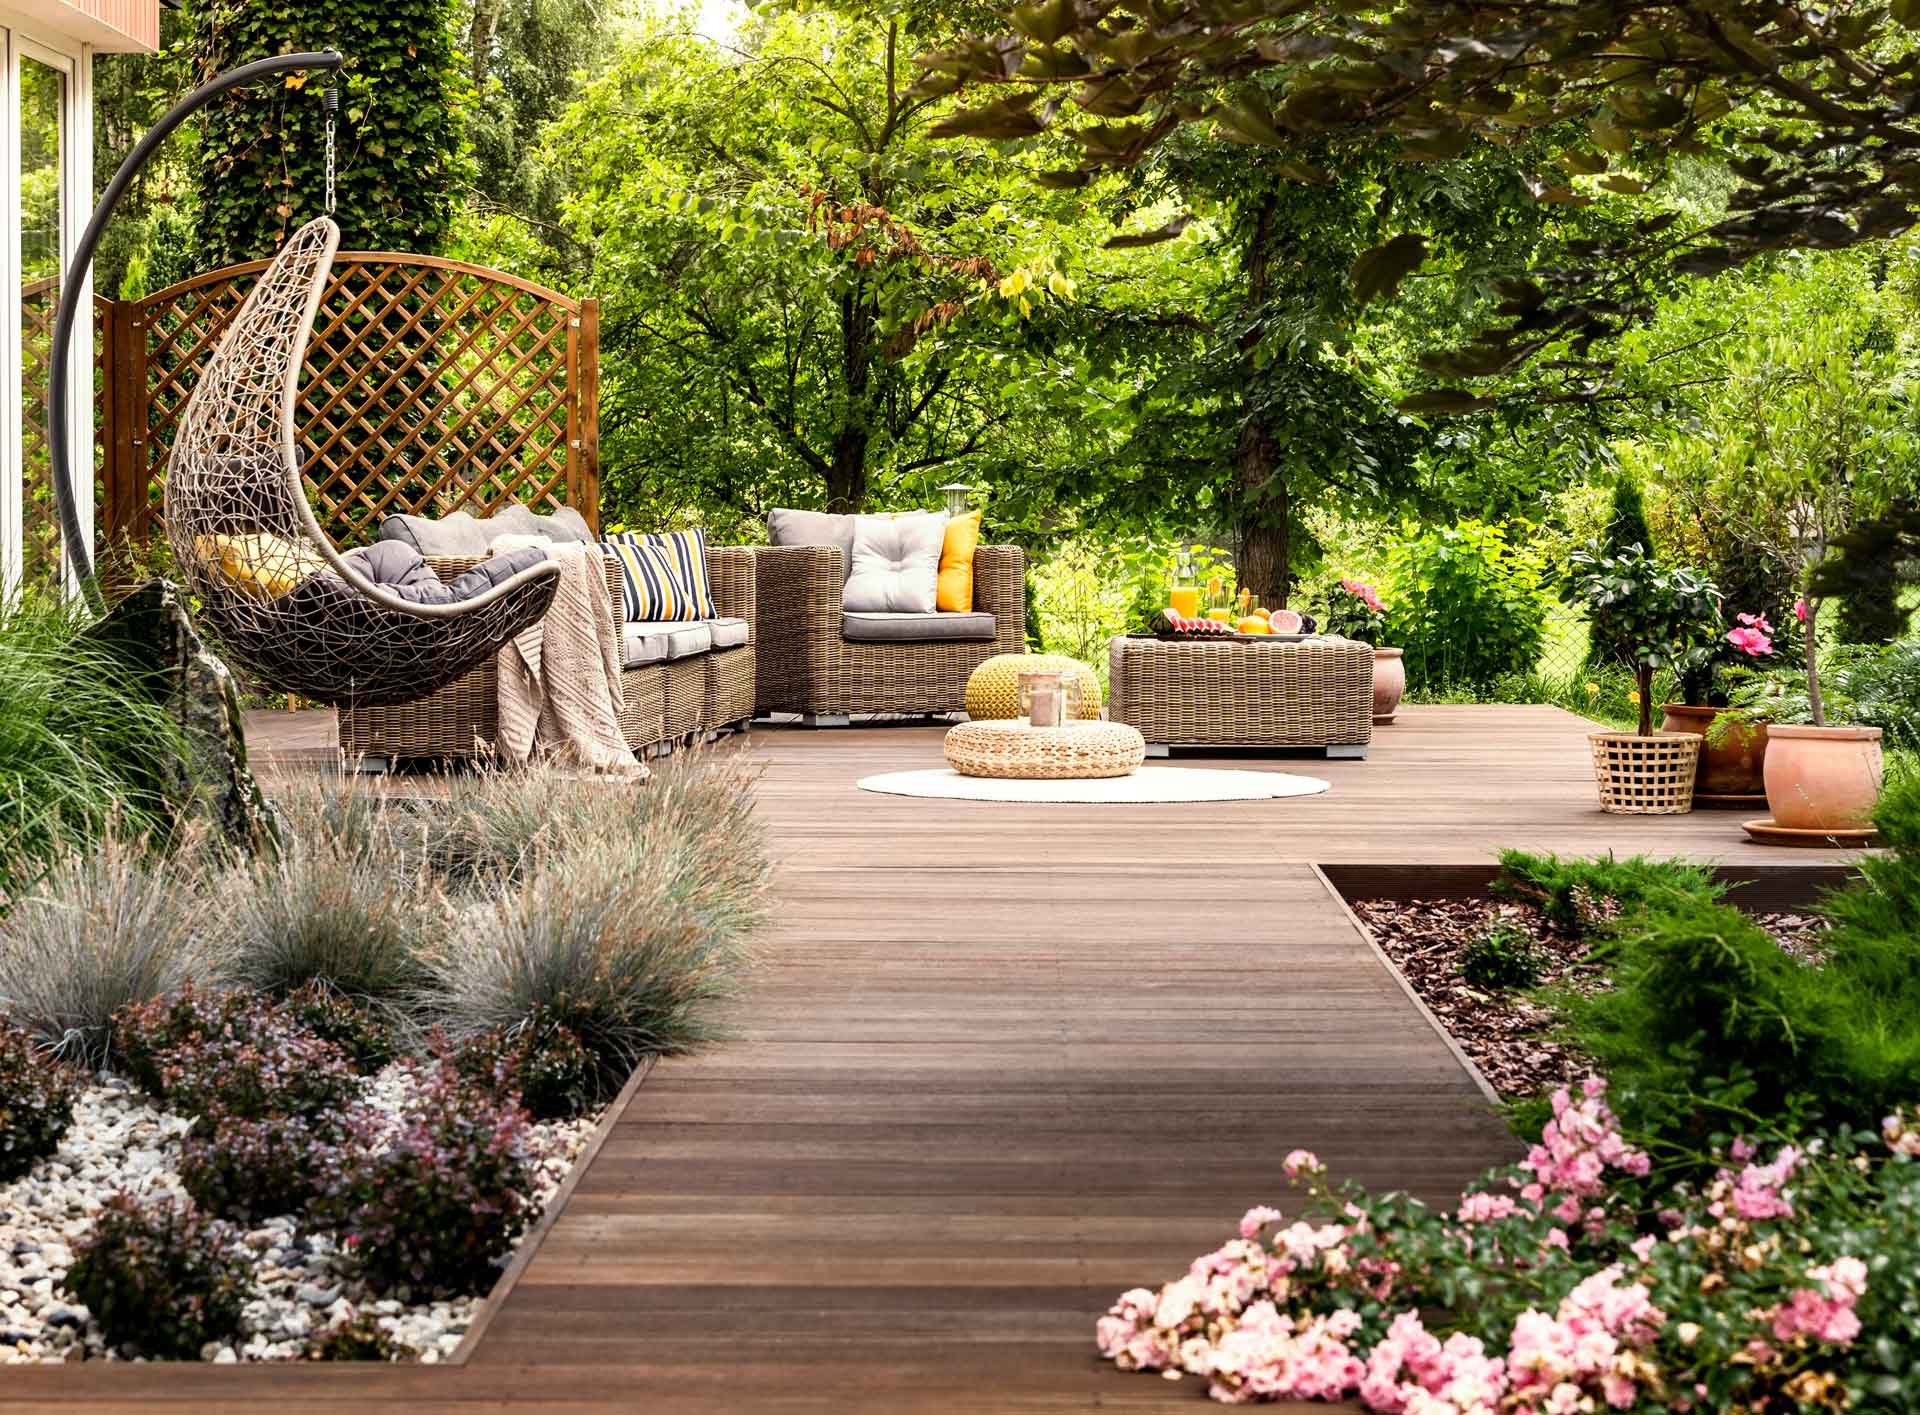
<box><xmin>856</xmin><ymin>766</ymin><xmax>1331</xmax><ymax>804</ymax></box>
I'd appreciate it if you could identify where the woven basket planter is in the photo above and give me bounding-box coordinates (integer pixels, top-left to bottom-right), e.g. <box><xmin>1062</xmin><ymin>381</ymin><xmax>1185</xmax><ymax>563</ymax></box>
<box><xmin>1590</xmin><ymin>731</ymin><xmax>1702</xmax><ymax>815</ymax></box>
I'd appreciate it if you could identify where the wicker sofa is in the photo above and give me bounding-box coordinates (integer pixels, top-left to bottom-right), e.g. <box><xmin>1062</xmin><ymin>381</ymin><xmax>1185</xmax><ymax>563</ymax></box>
<box><xmin>753</xmin><ymin>543</ymin><xmax>1026</xmax><ymax>720</ymax></box>
<box><xmin>338</xmin><ymin>546</ymin><xmax>756</xmax><ymax>765</ymax></box>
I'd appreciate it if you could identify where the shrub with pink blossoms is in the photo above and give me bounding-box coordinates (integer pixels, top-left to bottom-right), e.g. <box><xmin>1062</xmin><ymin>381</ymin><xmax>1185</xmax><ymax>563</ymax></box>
<box><xmin>1097</xmin><ymin>1076</ymin><xmax>1920</xmax><ymax>1410</ymax></box>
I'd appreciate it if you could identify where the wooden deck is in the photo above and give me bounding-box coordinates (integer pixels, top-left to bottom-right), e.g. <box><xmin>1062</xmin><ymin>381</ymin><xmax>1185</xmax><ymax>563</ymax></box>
<box><xmin>5</xmin><ymin>705</ymin><xmax>1859</xmax><ymax>1411</ymax></box>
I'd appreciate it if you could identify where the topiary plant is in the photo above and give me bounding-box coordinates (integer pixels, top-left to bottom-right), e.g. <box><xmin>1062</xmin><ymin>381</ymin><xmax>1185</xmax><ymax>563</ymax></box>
<box><xmin>1567</xmin><ymin>545</ymin><xmax>1720</xmax><ymax>736</ymax></box>
<box><xmin>66</xmin><ymin>1193</ymin><xmax>249</xmax><ymax>1358</ymax></box>
<box><xmin>317</xmin><ymin>1062</ymin><xmax>535</xmax><ymax>1295</ymax></box>
<box><xmin>0</xmin><ymin>1019</ymin><xmax>76</xmax><ymax>1182</ymax></box>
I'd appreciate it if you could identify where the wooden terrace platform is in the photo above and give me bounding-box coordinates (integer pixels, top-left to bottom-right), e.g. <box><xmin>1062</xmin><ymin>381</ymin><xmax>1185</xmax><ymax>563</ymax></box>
<box><xmin>4</xmin><ymin>705</ymin><xmax>1862</xmax><ymax>1412</ymax></box>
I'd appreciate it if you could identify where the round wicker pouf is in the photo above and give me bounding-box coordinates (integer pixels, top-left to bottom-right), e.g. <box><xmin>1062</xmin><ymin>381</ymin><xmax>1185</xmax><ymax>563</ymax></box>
<box><xmin>944</xmin><ymin>719</ymin><xmax>1146</xmax><ymax>780</ymax></box>
<box><xmin>963</xmin><ymin>653</ymin><xmax>1103</xmax><ymax>721</ymax></box>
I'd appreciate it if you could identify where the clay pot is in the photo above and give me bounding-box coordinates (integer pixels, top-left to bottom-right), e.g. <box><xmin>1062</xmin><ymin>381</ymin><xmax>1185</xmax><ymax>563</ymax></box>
<box><xmin>1762</xmin><ymin>724</ymin><xmax>1884</xmax><ymax>831</ymax></box>
<box><xmin>1659</xmin><ymin>703</ymin><xmax>1767</xmax><ymax>799</ymax></box>
<box><xmin>1371</xmin><ymin>647</ymin><xmax>1405</xmax><ymax>725</ymax></box>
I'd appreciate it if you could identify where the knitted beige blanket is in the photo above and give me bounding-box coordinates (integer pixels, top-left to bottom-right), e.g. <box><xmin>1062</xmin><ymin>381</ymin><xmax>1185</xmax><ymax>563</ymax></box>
<box><xmin>493</xmin><ymin>539</ymin><xmax>643</xmax><ymax>775</ymax></box>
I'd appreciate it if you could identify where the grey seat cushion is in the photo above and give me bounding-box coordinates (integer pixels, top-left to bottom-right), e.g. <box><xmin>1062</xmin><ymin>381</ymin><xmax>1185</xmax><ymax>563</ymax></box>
<box><xmin>339</xmin><ymin>541</ymin><xmax>550</xmax><ymax>606</ymax></box>
<box><xmin>380</xmin><ymin>505</ymin><xmax>593</xmax><ymax>557</ymax></box>
<box><xmin>841</xmin><ymin>610</ymin><xmax>997</xmax><ymax>643</ymax></box>
<box><xmin>621</xmin><ymin>620</ymin><xmax>712</xmax><ymax>668</ymax></box>
<box><xmin>705</xmin><ymin>617</ymin><xmax>750</xmax><ymax>650</ymax></box>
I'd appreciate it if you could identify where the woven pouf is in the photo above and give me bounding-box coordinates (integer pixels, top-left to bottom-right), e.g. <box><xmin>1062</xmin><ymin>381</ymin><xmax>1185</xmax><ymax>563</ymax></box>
<box><xmin>944</xmin><ymin>719</ymin><xmax>1146</xmax><ymax>780</ymax></box>
<box><xmin>964</xmin><ymin>653</ymin><xmax>1103</xmax><ymax>721</ymax></box>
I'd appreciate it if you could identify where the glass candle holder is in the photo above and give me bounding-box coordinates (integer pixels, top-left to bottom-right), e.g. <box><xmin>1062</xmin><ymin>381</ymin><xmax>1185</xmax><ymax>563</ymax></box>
<box><xmin>1018</xmin><ymin>667</ymin><xmax>1080</xmax><ymax>727</ymax></box>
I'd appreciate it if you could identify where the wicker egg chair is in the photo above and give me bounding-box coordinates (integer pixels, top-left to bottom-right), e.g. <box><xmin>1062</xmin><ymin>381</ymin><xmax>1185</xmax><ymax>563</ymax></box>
<box><xmin>163</xmin><ymin>216</ymin><xmax>561</xmax><ymax>709</ymax></box>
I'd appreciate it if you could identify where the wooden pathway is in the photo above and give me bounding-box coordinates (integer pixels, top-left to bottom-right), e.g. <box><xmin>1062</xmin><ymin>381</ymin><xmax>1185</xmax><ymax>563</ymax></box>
<box><xmin>5</xmin><ymin>706</ymin><xmax>1855</xmax><ymax>1411</ymax></box>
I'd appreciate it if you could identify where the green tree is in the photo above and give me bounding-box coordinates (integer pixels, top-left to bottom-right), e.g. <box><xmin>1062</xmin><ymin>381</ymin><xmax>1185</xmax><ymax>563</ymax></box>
<box><xmin>194</xmin><ymin>0</ymin><xmax>473</xmax><ymax>263</ymax></box>
<box><xmin>547</xmin><ymin>10</ymin><xmax>1109</xmax><ymax>524</ymax></box>
<box><xmin>1586</xmin><ymin>474</ymin><xmax>1657</xmax><ymax>670</ymax></box>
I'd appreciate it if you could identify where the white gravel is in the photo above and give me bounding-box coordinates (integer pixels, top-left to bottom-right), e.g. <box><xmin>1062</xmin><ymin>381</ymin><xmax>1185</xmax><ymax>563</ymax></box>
<box><xmin>0</xmin><ymin>1069</ymin><xmax>598</xmax><ymax>1364</ymax></box>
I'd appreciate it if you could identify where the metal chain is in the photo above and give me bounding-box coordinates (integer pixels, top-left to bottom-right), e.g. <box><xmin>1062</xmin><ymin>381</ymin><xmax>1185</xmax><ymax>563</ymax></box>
<box><xmin>323</xmin><ymin>82</ymin><xmax>339</xmax><ymax>216</ymax></box>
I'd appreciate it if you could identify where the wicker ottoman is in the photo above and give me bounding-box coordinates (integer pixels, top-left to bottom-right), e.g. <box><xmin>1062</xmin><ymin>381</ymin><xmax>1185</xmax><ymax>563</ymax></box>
<box><xmin>944</xmin><ymin>719</ymin><xmax>1146</xmax><ymax>779</ymax></box>
<box><xmin>1107</xmin><ymin>635</ymin><xmax>1372</xmax><ymax>758</ymax></box>
<box><xmin>963</xmin><ymin>653</ymin><xmax>1103</xmax><ymax>721</ymax></box>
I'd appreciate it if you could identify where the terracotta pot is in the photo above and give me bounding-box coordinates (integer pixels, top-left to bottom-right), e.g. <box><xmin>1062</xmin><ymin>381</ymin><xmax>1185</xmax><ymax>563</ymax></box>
<box><xmin>1371</xmin><ymin>647</ymin><xmax>1405</xmax><ymax>725</ymax></box>
<box><xmin>1763</xmin><ymin>724</ymin><xmax>1884</xmax><ymax>831</ymax></box>
<box><xmin>1659</xmin><ymin>703</ymin><xmax>1767</xmax><ymax>798</ymax></box>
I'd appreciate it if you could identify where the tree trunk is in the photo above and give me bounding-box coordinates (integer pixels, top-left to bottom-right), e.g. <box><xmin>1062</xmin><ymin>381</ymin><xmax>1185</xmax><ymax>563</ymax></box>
<box><xmin>1234</xmin><ymin>417</ymin><xmax>1290</xmax><ymax>607</ymax></box>
<box><xmin>1231</xmin><ymin>197</ymin><xmax>1290</xmax><ymax>606</ymax></box>
<box><xmin>468</xmin><ymin>0</ymin><xmax>502</xmax><ymax>92</ymax></box>
<box><xmin>828</xmin><ymin>282</ymin><xmax>876</xmax><ymax>513</ymax></box>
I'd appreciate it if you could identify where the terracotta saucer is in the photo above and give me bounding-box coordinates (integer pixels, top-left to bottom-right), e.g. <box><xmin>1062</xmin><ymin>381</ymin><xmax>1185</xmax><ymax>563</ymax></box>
<box><xmin>1694</xmin><ymin>791</ymin><xmax>1768</xmax><ymax>810</ymax></box>
<box><xmin>1742</xmin><ymin>818</ymin><xmax>1879</xmax><ymax>848</ymax></box>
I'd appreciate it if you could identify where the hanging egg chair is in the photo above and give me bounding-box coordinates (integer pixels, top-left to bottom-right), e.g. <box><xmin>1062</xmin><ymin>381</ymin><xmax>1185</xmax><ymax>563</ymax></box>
<box><xmin>45</xmin><ymin>50</ymin><xmax>559</xmax><ymax>709</ymax></box>
<box><xmin>161</xmin><ymin>215</ymin><xmax>560</xmax><ymax>708</ymax></box>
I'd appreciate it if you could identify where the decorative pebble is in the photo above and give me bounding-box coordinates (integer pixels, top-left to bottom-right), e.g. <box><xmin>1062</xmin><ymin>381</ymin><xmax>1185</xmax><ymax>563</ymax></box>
<box><xmin>0</xmin><ymin>1066</ymin><xmax>600</xmax><ymax>1364</ymax></box>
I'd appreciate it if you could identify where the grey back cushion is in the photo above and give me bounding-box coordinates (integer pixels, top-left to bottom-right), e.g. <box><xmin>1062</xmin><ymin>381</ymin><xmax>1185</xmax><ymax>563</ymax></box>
<box><xmin>767</xmin><ymin>508</ymin><xmax>857</xmax><ymax>580</ymax></box>
<box><xmin>381</xmin><ymin>505</ymin><xmax>593</xmax><ymax>557</ymax></box>
<box><xmin>843</xmin><ymin>511</ymin><xmax>948</xmax><ymax>614</ymax></box>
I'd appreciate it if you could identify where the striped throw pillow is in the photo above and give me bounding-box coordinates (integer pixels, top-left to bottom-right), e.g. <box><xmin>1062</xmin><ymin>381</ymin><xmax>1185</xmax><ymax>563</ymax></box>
<box><xmin>640</xmin><ymin>528</ymin><xmax>716</xmax><ymax>620</ymax></box>
<box><xmin>603</xmin><ymin>536</ymin><xmax>698</xmax><ymax>622</ymax></box>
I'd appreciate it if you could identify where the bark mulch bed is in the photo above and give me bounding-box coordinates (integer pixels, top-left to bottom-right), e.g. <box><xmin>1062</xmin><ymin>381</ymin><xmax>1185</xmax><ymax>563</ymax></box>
<box><xmin>1352</xmin><ymin>896</ymin><xmax>1827</xmax><ymax>1102</ymax></box>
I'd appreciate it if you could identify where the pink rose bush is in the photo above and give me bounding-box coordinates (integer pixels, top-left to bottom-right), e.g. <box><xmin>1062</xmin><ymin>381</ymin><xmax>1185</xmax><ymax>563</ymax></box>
<box><xmin>1324</xmin><ymin>579</ymin><xmax>1390</xmax><ymax>644</ymax></box>
<box><xmin>1099</xmin><ymin>1077</ymin><xmax>1916</xmax><ymax>1410</ymax></box>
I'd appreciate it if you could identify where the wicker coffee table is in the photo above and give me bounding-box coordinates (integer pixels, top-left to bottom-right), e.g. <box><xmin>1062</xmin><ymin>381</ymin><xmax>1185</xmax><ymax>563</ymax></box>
<box><xmin>944</xmin><ymin>719</ymin><xmax>1147</xmax><ymax>779</ymax></box>
<box><xmin>1107</xmin><ymin>634</ymin><xmax>1372</xmax><ymax>758</ymax></box>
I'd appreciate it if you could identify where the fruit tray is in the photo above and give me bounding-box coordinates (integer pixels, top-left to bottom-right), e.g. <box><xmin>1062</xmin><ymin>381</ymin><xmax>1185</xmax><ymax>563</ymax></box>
<box><xmin>1133</xmin><ymin>631</ymin><xmax>1319</xmax><ymax>644</ymax></box>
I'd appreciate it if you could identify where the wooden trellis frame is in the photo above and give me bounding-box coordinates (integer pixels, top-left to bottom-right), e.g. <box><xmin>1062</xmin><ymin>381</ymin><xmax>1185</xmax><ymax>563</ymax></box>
<box><xmin>86</xmin><ymin>252</ymin><xmax>598</xmax><ymax>548</ymax></box>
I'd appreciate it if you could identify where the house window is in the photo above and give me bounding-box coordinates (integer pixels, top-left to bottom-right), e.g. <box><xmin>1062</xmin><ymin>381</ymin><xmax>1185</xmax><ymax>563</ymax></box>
<box><xmin>3</xmin><ymin>31</ymin><xmax>91</xmax><ymax>597</ymax></box>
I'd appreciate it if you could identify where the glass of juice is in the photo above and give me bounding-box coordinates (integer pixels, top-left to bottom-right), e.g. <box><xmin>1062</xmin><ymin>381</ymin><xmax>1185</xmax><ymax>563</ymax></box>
<box><xmin>1169</xmin><ymin>584</ymin><xmax>1200</xmax><ymax>619</ymax></box>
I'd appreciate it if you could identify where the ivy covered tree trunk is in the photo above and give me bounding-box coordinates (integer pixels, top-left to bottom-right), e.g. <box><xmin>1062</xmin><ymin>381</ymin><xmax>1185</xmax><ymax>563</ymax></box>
<box><xmin>194</xmin><ymin>0</ymin><xmax>472</xmax><ymax>263</ymax></box>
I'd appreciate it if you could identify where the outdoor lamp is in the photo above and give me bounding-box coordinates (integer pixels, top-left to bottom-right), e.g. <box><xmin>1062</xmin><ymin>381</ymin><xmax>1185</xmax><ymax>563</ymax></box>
<box><xmin>939</xmin><ymin>482</ymin><xmax>972</xmax><ymax>517</ymax></box>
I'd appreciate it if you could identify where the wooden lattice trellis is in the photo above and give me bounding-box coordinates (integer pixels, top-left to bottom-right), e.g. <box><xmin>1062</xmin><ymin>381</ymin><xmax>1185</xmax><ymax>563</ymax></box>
<box><xmin>94</xmin><ymin>252</ymin><xmax>599</xmax><ymax>548</ymax></box>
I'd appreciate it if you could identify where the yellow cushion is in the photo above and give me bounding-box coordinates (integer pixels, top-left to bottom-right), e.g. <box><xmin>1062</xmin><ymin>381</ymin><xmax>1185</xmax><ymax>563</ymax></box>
<box><xmin>936</xmin><ymin>510</ymin><xmax>982</xmax><ymax>613</ymax></box>
<box><xmin>964</xmin><ymin>653</ymin><xmax>1103</xmax><ymax>721</ymax></box>
<box><xmin>195</xmin><ymin>532</ymin><xmax>330</xmax><ymax>600</ymax></box>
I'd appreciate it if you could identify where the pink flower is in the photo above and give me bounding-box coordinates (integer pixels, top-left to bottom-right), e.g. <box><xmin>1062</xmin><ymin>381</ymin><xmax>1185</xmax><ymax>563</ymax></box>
<box><xmin>1239</xmin><ymin>1205</ymin><xmax>1283</xmax><ymax>1239</ymax></box>
<box><xmin>1737</xmin><ymin>611</ymin><xmax>1773</xmax><ymax>633</ymax></box>
<box><xmin>1794</xmin><ymin>598</ymin><xmax>1809</xmax><ymax>622</ymax></box>
<box><xmin>1282</xmin><ymin>1149</ymin><xmax>1323</xmax><ymax>1179</ymax></box>
<box><xmin>1457</xmin><ymin>1192</ymin><xmax>1520</xmax><ymax>1223</ymax></box>
<box><xmin>1719</xmin><ymin>1144</ymin><xmax>1801</xmax><ymax>1221</ymax></box>
<box><xmin>1359</xmin><ymin>1311</ymin><xmax>1507</xmax><ymax>1415</ymax></box>
<box><xmin>1206</xmin><ymin>1303</ymin><xmax>1368</xmax><ymax>1404</ymax></box>
<box><xmin>1726</xmin><ymin>625</ymin><xmax>1773</xmax><ymax>656</ymax></box>
<box><xmin>1770</xmin><ymin>1258</ymin><xmax>1868</xmax><ymax>1346</ymax></box>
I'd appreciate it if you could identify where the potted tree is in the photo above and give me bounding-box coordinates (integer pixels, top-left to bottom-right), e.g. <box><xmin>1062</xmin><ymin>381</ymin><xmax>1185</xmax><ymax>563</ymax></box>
<box><xmin>1706</xmin><ymin>325</ymin><xmax>1910</xmax><ymax>834</ymax></box>
<box><xmin>1569</xmin><ymin>545</ymin><xmax>1720</xmax><ymax>814</ymax></box>
<box><xmin>1323</xmin><ymin>578</ymin><xmax>1401</xmax><ymax>724</ymax></box>
<box><xmin>1658</xmin><ymin>609</ymin><xmax>1777</xmax><ymax>805</ymax></box>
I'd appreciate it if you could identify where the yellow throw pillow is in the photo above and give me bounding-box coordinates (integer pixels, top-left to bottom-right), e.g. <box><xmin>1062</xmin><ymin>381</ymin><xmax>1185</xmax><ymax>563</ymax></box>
<box><xmin>196</xmin><ymin>532</ymin><xmax>330</xmax><ymax>600</ymax></box>
<box><xmin>936</xmin><ymin>510</ymin><xmax>982</xmax><ymax>613</ymax></box>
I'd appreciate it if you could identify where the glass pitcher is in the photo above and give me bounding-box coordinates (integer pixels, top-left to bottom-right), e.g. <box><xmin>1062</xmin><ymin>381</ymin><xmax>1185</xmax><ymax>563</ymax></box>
<box><xmin>1017</xmin><ymin>667</ymin><xmax>1081</xmax><ymax>728</ymax></box>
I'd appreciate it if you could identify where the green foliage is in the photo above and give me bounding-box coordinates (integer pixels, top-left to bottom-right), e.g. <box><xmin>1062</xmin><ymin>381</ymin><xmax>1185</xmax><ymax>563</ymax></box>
<box><xmin>0</xmin><ymin>1020</ymin><xmax>75</xmax><ymax>1182</ymax></box>
<box><xmin>1585</xmin><ymin>475</ymin><xmax>1656</xmax><ymax>671</ymax></box>
<box><xmin>1384</xmin><ymin>521</ymin><xmax>1548</xmax><ymax>690</ymax></box>
<box><xmin>1458</xmin><ymin>924</ymin><xmax>1545</xmax><ymax>992</ymax></box>
<box><xmin>194</xmin><ymin>0</ymin><xmax>472</xmax><ymax>264</ymax></box>
<box><xmin>1567</xmin><ymin>545</ymin><xmax>1720</xmax><ymax>734</ymax></box>
<box><xmin>1495</xmin><ymin>850</ymin><xmax>1723</xmax><ymax>939</ymax></box>
<box><xmin>67</xmin><ymin>1194</ymin><xmax>248</xmax><ymax>1358</ymax></box>
<box><xmin>1031</xmin><ymin>540</ymin><xmax>1138</xmax><ymax>689</ymax></box>
<box><xmin>1721</xmin><ymin>639</ymin><xmax>1920</xmax><ymax>750</ymax></box>
<box><xmin>0</xmin><ymin>594</ymin><xmax>192</xmax><ymax>901</ymax></box>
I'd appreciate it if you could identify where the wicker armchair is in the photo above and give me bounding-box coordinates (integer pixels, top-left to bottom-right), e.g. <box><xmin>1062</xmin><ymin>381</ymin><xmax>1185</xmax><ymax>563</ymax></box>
<box><xmin>753</xmin><ymin>543</ymin><xmax>1025</xmax><ymax>720</ymax></box>
<box><xmin>339</xmin><ymin>545</ymin><xmax>756</xmax><ymax>764</ymax></box>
